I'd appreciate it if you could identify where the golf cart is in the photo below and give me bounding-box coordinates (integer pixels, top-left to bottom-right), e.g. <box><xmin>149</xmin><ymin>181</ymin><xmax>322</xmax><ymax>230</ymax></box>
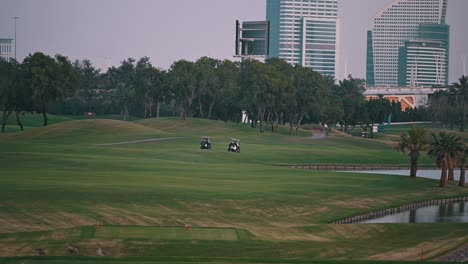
<box><xmin>228</xmin><ymin>139</ymin><xmax>240</xmax><ymax>153</ymax></box>
<box><xmin>200</xmin><ymin>137</ymin><xmax>212</xmax><ymax>149</ymax></box>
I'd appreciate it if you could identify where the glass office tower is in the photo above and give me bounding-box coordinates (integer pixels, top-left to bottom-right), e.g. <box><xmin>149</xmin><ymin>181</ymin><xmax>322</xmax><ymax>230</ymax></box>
<box><xmin>366</xmin><ymin>0</ymin><xmax>448</xmax><ymax>87</ymax></box>
<box><xmin>398</xmin><ymin>40</ymin><xmax>447</xmax><ymax>87</ymax></box>
<box><xmin>267</xmin><ymin>0</ymin><xmax>339</xmax><ymax>77</ymax></box>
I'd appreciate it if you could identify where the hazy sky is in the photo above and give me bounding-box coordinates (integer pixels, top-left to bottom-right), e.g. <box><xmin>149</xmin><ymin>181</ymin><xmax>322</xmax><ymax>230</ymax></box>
<box><xmin>0</xmin><ymin>0</ymin><xmax>467</xmax><ymax>82</ymax></box>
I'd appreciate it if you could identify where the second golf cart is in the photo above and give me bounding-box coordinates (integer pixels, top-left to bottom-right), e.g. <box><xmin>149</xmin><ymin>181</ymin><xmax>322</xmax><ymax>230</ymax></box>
<box><xmin>228</xmin><ymin>139</ymin><xmax>240</xmax><ymax>153</ymax></box>
<box><xmin>200</xmin><ymin>137</ymin><xmax>212</xmax><ymax>149</ymax></box>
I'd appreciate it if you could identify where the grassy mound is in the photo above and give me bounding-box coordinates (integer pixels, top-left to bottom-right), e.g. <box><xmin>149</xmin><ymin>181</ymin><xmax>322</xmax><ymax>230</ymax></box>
<box><xmin>2</xmin><ymin>119</ymin><xmax>164</xmax><ymax>143</ymax></box>
<box><xmin>1</xmin><ymin>113</ymin><xmax>142</xmax><ymax>133</ymax></box>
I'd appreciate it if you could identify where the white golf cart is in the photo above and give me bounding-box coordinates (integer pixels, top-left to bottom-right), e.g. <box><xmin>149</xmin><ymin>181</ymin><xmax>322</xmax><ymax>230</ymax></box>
<box><xmin>228</xmin><ymin>138</ymin><xmax>240</xmax><ymax>153</ymax></box>
<box><xmin>200</xmin><ymin>137</ymin><xmax>212</xmax><ymax>150</ymax></box>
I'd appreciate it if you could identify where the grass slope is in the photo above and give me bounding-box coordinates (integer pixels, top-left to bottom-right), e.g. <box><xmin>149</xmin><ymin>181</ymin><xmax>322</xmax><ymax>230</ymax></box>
<box><xmin>0</xmin><ymin>118</ymin><xmax>467</xmax><ymax>263</ymax></box>
<box><xmin>1</xmin><ymin>113</ymin><xmax>141</xmax><ymax>133</ymax></box>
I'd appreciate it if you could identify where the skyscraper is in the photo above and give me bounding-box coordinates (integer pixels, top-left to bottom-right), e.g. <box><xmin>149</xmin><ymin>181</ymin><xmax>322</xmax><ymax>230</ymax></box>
<box><xmin>235</xmin><ymin>20</ymin><xmax>270</xmax><ymax>57</ymax></box>
<box><xmin>267</xmin><ymin>0</ymin><xmax>339</xmax><ymax>77</ymax></box>
<box><xmin>0</xmin><ymin>39</ymin><xmax>13</xmax><ymax>61</ymax></box>
<box><xmin>367</xmin><ymin>0</ymin><xmax>449</xmax><ymax>87</ymax></box>
<box><xmin>398</xmin><ymin>40</ymin><xmax>447</xmax><ymax>87</ymax></box>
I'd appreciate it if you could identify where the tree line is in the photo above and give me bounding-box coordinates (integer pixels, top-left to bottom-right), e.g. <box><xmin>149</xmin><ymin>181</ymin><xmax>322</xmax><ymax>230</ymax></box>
<box><xmin>1</xmin><ymin>52</ymin><xmax>428</xmax><ymax>134</ymax></box>
<box><xmin>429</xmin><ymin>76</ymin><xmax>468</xmax><ymax>132</ymax></box>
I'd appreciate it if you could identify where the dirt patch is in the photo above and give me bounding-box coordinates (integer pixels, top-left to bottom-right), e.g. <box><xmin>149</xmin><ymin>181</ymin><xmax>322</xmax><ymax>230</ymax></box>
<box><xmin>0</xmin><ymin>211</ymin><xmax>95</xmax><ymax>234</ymax></box>
<box><xmin>0</xmin><ymin>239</ymin><xmax>126</xmax><ymax>258</ymax></box>
<box><xmin>368</xmin><ymin>236</ymin><xmax>468</xmax><ymax>261</ymax></box>
<box><xmin>0</xmin><ymin>242</ymin><xmax>32</xmax><ymax>257</ymax></box>
<box><xmin>36</xmin><ymin>230</ymin><xmax>70</xmax><ymax>241</ymax></box>
<box><xmin>0</xmin><ymin>216</ymin><xmax>52</xmax><ymax>234</ymax></box>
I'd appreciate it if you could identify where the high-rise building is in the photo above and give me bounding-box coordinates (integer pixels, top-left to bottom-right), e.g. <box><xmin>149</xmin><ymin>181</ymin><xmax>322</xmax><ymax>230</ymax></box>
<box><xmin>367</xmin><ymin>0</ymin><xmax>449</xmax><ymax>87</ymax></box>
<box><xmin>398</xmin><ymin>40</ymin><xmax>447</xmax><ymax>87</ymax></box>
<box><xmin>417</xmin><ymin>23</ymin><xmax>450</xmax><ymax>84</ymax></box>
<box><xmin>235</xmin><ymin>20</ymin><xmax>270</xmax><ymax>57</ymax></box>
<box><xmin>266</xmin><ymin>0</ymin><xmax>339</xmax><ymax>77</ymax></box>
<box><xmin>0</xmin><ymin>39</ymin><xmax>13</xmax><ymax>61</ymax></box>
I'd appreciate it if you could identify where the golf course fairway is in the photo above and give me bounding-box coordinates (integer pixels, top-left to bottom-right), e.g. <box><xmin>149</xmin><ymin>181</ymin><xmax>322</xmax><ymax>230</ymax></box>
<box><xmin>0</xmin><ymin>117</ymin><xmax>467</xmax><ymax>263</ymax></box>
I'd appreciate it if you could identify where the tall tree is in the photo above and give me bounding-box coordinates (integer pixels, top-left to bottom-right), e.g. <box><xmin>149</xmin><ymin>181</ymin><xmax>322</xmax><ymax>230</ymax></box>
<box><xmin>25</xmin><ymin>52</ymin><xmax>59</xmax><ymax>126</ymax></box>
<box><xmin>168</xmin><ymin>60</ymin><xmax>197</xmax><ymax>120</ymax></box>
<box><xmin>292</xmin><ymin>66</ymin><xmax>328</xmax><ymax>136</ymax></box>
<box><xmin>265</xmin><ymin>58</ymin><xmax>294</xmax><ymax>133</ymax></box>
<box><xmin>21</xmin><ymin>53</ymin><xmax>77</xmax><ymax>126</ymax></box>
<box><xmin>135</xmin><ymin>57</ymin><xmax>166</xmax><ymax>118</ymax></box>
<box><xmin>429</xmin><ymin>90</ymin><xmax>459</xmax><ymax>130</ymax></box>
<box><xmin>0</xmin><ymin>58</ymin><xmax>22</xmax><ymax>132</ymax></box>
<box><xmin>153</xmin><ymin>69</ymin><xmax>168</xmax><ymax>118</ymax></box>
<box><xmin>239</xmin><ymin>59</ymin><xmax>262</xmax><ymax>128</ymax></box>
<box><xmin>195</xmin><ymin>57</ymin><xmax>221</xmax><ymax>119</ymax></box>
<box><xmin>55</xmin><ymin>54</ymin><xmax>79</xmax><ymax>106</ymax></box>
<box><xmin>317</xmin><ymin>75</ymin><xmax>341</xmax><ymax>130</ymax></box>
<box><xmin>106</xmin><ymin>58</ymin><xmax>137</xmax><ymax>121</ymax></box>
<box><xmin>394</xmin><ymin>127</ymin><xmax>429</xmax><ymax>178</ymax></box>
<box><xmin>76</xmin><ymin>59</ymin><xmax>100</xmax><ymax>112</ymax></box>
<box><xmin>459</xmin><ymin>146</ymin><xmax>467</xmax><ymax>187</ymax></box>
<box><xmin>253</xmin><ymin>61</ymin><xmax>274</xmax><ymax>133</ymax></box>
<box><xmin>335</xmin><ymin>77</ymin><xmax>366</xmax><ymax>134</ymax></box>
<box><xmin>216</xmin><ymin>60</ymin><xmax>240</xmax><ymax>122</ymax></box>
<box><xmin>450</xmin><ymin>75</ymin><xmax>468</xmax><ymax>132</ymax></box>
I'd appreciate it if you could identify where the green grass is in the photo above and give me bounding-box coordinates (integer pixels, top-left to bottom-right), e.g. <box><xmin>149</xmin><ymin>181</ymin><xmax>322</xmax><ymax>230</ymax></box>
<box><xmin>1</xmin><ymin>113</ymin><xmax>141</xmax><ymax>134</ymax></box>
<box><xmin>0</xmin><ymin>118</ymin><xmax>467</xmax><ymax>263</ymax></box>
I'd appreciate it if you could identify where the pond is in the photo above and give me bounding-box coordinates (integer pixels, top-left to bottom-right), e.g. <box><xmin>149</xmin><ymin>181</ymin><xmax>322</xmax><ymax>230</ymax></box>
<box><xmin>362</xmin><ymin>201</ymin><xmax>468</xmax><ymax>223</ymax></box>
<box><xmin>340</xmin><ymin>170</ymin><xmax>468</xmax><ymax>223</ymax></box>
<box><xmin>348</xmin><ymin>169</ymin><xmax>467</xmax><ymax>183</ymax></box>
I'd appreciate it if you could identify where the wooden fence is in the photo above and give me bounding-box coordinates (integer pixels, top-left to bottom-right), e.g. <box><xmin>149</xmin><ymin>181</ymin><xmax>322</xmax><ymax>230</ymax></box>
<box><xmin>333</xmin><ymin>197</ymin><xmax>468</xmax><ymax>224</ymax></box>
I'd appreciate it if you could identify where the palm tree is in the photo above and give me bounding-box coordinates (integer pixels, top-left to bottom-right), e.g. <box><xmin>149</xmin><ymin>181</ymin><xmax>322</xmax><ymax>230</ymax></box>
<box><xmin>450</xmin><ymin>75</ymin><xmax>468</xmax><ymax>132</ymax></box>
<box><xmin>459</xmin><ymin>146</ymin><xmax>467</xmax><ymax>187</ymax></box>
<box><xmin>448</xmin><ymin>157</ymin><xmax>457</xmax><ymax>181</ymax></box>
<box><xmin>394</xmin><ymin>127</ymin><xmax>429</xmax><ymax>178</ymax></box>
<box><xmin>428</xmin><ymin>132</ymin><xmax>464</xmax><ymax>187</ymax></box>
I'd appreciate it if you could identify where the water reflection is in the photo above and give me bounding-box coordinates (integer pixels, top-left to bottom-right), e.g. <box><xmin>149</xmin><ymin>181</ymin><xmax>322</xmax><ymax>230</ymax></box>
<box><xmin>347</xmin><ymin>169</ymin><xmax>467</xmax><ymax>183</ymax></box>
<box><xmin>362</xmin><ymin>202</ymin><xmax>468</xmax><ymax>223</ymax></box>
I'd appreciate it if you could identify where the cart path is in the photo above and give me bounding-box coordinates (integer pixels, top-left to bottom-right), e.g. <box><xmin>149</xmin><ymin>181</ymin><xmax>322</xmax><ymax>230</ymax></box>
<box><xmin>95</xmin><ymin>137</ymin><xmax>186</xmax><ymax>146</ymax></box>
<box><xmin>309</xmin><ymin>132</ymin><xmax>327</xmax><ymax>140</ymax></box>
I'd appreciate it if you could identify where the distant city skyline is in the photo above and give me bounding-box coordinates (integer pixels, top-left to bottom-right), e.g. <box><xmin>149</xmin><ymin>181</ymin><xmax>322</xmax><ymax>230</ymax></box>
<box><xmin>0</xmin><ymin>0</ymin><xmax>467</xmax><ymax>83</ymax></box>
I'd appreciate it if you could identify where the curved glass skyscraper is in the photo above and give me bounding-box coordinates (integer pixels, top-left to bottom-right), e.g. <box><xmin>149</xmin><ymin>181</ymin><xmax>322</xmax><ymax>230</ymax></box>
<box><xmin>267</xmin><ymin>0</ymin><xmax>339</xmax><ymax>77</ymax></box>
<box><xmin>367</xmin><ymin>0</ymin><xmax>449</xmax><ymax>87</ymax></box>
